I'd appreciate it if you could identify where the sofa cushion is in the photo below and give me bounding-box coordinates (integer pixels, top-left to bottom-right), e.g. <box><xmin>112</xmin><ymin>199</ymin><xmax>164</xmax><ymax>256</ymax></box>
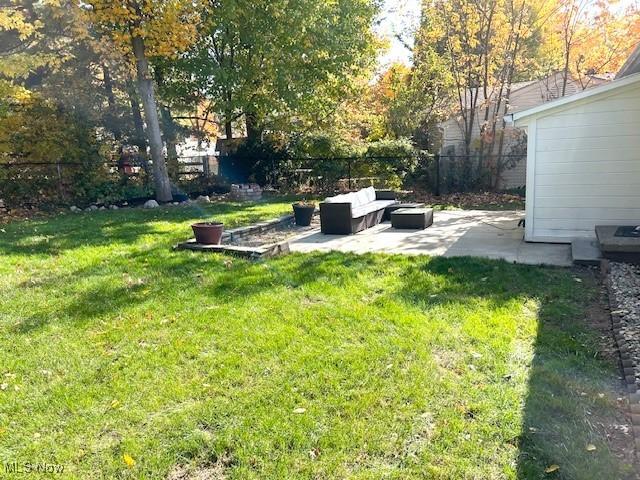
<box><xmin>353</xmin><ymin>189</ymin><xmax>369</xmax><ymax>207</ymax></box>
<box><xmin>351</xmin><ymin>199</ymin><xmax>396</xmax><ymax>218</ymax></box>
<box><xmin>324</xmin><ymin>193</ymin><xmax>348</xmax><ymax>204</ymax></box>
<box><xmin>364</xmin><ymin>186</ymin><xmax>376</xmax><ymax>203</ymax></box>
<box><xmin>324</xmin><ymin>188</ymin><xmax>385</xmax><ymax>209</ymax></box>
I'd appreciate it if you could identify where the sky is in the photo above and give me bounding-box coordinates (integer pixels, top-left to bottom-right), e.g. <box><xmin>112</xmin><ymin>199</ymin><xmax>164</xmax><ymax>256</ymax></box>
<box><xmin>376</xmin><ymin>0</ymin><xmax>422</xmax><ymax>68</ymax></box>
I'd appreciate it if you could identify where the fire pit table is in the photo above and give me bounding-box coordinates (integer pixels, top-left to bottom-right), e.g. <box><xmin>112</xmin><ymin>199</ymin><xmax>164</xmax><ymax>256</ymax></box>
<box><xmin>391</xmin><ymin>208</ymin><xmax>434</xmax><ymax>230</ymax></box>
<box><xmin>384</xmin><ymin>202</ymin><xmax>425</xmax><ymax>221</ymax></box>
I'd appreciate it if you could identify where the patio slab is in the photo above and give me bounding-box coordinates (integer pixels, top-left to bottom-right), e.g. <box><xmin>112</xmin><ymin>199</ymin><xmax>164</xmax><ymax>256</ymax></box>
<box><xmin>289</xmin><ymin>209</ymin><xmax>572</xmax><ymax>267</ymax></box>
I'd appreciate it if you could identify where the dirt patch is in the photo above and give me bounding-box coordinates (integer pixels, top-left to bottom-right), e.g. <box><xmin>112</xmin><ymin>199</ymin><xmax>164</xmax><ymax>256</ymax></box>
<box><xmin>411</xmin><ymin>191</ymin><xmax>524</xmax><ymax>211</ymax></box>
<box><xmin>228</xmin><ymin>217</ymin><xmax>319</xmax><ymax>248</ymax></box>
<box><xmin>167</xmin><ymin>453</ymin><xmax>232</xmax><ymax>480</ymax></box>
<box><xmin>0</xmin><ymin>205</ymin><xmax>62</xmax><ymax>225</ymax></box>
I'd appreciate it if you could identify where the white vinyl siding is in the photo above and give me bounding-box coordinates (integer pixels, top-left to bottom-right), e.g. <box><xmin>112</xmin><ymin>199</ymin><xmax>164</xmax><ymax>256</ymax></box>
<box><xmin>527</xmin><ymin>83</ymin><xmax>640</xmax><ymax>242</ymax></box>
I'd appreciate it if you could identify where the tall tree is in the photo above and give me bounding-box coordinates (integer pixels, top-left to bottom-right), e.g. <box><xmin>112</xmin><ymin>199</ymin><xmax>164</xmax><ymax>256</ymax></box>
<box><xmin>83</xmin><ymin>0</ymin><xmax>201</xmax><ymax>202</ymax></box>
<box><xmin>161</xmin><ymin>0</ymin><xmax>380</xmax><ymax>143</ymax></box>
<box><xmin>419</xmin><ymin>0</ymin><xmax>558</xmax><ymax>185</ymax></box>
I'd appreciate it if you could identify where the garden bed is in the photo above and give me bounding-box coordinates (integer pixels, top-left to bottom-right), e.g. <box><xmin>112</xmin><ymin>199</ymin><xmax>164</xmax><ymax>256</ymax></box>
<box><xmin>175</xmin><ymin>213</ymin><xmax>319</xmax><ymax>258</ymax></box>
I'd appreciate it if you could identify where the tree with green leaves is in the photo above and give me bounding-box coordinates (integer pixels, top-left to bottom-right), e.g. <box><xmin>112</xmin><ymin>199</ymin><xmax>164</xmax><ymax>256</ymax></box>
<box><xmin>83</xmin><ymin>0</ymin><xmax>201</xmax><ymax>202</ymax></box>
<box><xmin>161</xmin><ymin>0</ymin><xmax>380</xmax><ymax>144</ymax></box>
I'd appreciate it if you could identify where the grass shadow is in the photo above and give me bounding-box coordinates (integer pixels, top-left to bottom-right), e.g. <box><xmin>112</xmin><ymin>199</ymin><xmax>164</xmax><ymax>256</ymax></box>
<box><xmin>0</xmin><ymin>200</ymin><xmax>294</xmax><ymax>256</ymax></box>
<box><xmin>396</xmin><ymin>256</ymin><xmax>634</xmax><ymax>479</ymax></box>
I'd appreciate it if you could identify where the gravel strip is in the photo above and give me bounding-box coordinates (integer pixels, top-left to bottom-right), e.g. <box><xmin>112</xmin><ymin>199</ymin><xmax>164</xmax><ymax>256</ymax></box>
<box><xmin>608</xmin><ymin>262</ymin><xmax>640</xmax><ymax>384</ymax></box>
<box><xmin>606</xmin><ymin>261</ymin><xmax>640</xmax><ymax>452</ymax></box>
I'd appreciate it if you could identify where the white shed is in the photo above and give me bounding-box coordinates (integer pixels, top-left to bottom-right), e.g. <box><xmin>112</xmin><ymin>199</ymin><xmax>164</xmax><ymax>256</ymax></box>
<box><xmin>511</xmin><ymin>72</ymin><xmax>640</xmax><ymax>243</ymax></box>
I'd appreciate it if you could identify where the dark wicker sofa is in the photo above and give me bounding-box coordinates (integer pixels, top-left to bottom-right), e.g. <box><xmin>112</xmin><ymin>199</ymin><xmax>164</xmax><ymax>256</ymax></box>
<box><xmin>319</xmin><ymin>187</ymin><xmax>397</xmax><ymax>234</ymax></box>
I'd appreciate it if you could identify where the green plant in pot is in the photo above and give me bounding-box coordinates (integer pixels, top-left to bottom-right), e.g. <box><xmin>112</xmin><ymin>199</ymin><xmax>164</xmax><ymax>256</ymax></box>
<box><xmin>192</xmin><ymin>221</ymin><xmax>224</xmax><ymax>245</ymax></box>
<box><xmin>292</xmin><ymin>200</ymin><xmax>316</xmax><ymax>226</ymax></box>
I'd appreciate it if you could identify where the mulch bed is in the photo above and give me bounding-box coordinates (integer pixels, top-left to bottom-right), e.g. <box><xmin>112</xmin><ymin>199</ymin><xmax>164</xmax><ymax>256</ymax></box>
<box><xmin>410</xmin><ymin>191</ymin><xmax>525</xmax><ymax>210</ymax></box>
<box><xmin>228</xmin><ymin>217</ymin><xmax>319</xmax><ymax>247</ymax></box>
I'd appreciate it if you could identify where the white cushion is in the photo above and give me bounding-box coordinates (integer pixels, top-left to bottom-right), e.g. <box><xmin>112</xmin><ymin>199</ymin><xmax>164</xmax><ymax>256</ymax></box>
<box><xmin>324</xmin><ymin>194</ymin><xmax>346</xmax><ymax>203</ymax></box>
<box><xmin>364</xmin><ymin>186</ymin><xmax>376</xmax><ymax>203</ymax></box>
<box><xmin>354</xmin><ymin>189</ymin><xmax>369</xmax><ymax>207</ymax></box>
<box><xmin>345</xmin><ymin>192</ymin><xmax>359</xmax><ymax>207</ymax></box>
<box><xmin>325</xmin><ymin>190</ymin><xmax>376</xmax><ymax>206</ymax></box>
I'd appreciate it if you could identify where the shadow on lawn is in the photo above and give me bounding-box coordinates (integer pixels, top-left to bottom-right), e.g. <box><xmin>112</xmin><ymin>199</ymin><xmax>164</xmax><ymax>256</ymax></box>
<box><xmin>0</xmin><ymin>201</ymin><xmax>290</xmax><ymax>256</ymax></box>
<box><xmin>10</xmin><ymin>250</ymin><xmax>377</xmax><ymax>334</ymax></box>
<box><xmin>399</xmin><ymin>256</ymin><xmax>634</xmax><ymax>479</ymax></box>
<box><xmin>4</xmin><ymin>232</ymin><xmax>634</xmax><ymax>477</ymax></box>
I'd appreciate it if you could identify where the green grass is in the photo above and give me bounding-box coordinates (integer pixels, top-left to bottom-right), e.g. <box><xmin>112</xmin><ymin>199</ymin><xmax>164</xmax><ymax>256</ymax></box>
<box><xmin>0</xmin><ymin>199</ymin><xmax>633</xmax><ymax>479</ymax></box>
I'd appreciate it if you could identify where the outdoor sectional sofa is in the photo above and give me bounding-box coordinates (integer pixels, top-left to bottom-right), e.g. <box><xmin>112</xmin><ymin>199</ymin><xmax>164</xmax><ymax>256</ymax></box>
<box><xmin>320</xmin><ymin>186</ymin><xmax>397</xmax><ymax>234</ymax></box>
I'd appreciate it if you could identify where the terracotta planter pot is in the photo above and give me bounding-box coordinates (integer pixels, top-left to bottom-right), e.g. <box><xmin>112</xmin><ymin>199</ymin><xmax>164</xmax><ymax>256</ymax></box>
<box><xmin>293</xmin><ymin>204</ymin><xmax>315</xmax><ymax>226</ymax></box>
<box><xmin>192</xmin><ymin>222</ymin><xmax>224</xmax><ymax>245</ymax></box>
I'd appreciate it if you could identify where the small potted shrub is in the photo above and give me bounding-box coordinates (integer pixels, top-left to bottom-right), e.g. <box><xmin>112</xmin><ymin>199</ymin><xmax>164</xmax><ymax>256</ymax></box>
<box><xmin>292</xmin><ymin>200</ymin><xmax>316</xmax><ymax>226</ymax></box>
<box><xmin>191</xmin><ymin>221</ymin><xmax>224</xmax><ymax>245</ymax></box>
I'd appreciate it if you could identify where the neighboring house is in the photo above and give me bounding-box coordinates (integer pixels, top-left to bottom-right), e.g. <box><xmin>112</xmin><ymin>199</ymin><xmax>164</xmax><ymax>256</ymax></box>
<box><xmin>510</xmin><ymin>45</ymin><xmax>640</xmax><ymax>243</ymax></box>
<box><xmin>439</xmin><ymin>71</ymin><xmax>612</xmax><ymax>189</ymax></box>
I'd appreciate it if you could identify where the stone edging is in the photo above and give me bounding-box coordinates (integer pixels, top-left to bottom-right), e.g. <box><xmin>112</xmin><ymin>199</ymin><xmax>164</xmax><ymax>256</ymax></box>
<box><xmin>221</xmin><ymin>214</ymin><xmax>295</xmax><ymax>242</ymax></box>
<box><xmin>174</xmin><ymin>214</ymin><xmax>299</xmax><ymax>259</ymax></box>
<box><xmin>602</xmin><ymin>259</ymin><xmax>640</xmax><ymax>452</ymax></box>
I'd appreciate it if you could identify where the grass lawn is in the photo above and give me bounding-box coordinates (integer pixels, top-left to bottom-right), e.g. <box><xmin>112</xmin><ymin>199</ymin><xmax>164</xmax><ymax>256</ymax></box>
<box><xmin>0</xmin><ymin>199</ymin><xmax>634</xmax><ymax>479</ymax></box>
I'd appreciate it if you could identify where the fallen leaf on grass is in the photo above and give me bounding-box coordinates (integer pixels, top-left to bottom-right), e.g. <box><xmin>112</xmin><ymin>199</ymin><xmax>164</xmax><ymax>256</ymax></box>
<box><xmin>123</xmin><ymin>454</ymin><xmax>136</xmax><ymax>468</ymax></box>
<box><xmin>545</xmin><ymin>464</ymin><xmax>560</xmax><ymax>473</ymax></box>
<box><xmin>293</xmin><ymin>407</ymin><xmax>306</xmax><ymax>414</ymax></box>
<box><xmin>586</xmin><ymin>444</ymin><xmax>597</xmax><ymax>452</ymax></box>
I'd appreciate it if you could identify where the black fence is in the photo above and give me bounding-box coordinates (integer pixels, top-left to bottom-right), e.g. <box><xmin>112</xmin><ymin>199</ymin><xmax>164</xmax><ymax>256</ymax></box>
<box><xmin>218</xmin><ymin>153</ymin><xmax>439</xmax><ymax>194</ymax></box>
<box><xmin>0</xmin><ymin>151</ymin><xmax>524</xmax><ymax>207</ymax></box>
<box><xmin>437</xmin><ymin>153</ymin><xmax>526</xmax><ymax>192</ymax></box>
<box><xmin>0</xmin><ymin>155</ymin><xmax>218</xmax><ymax>206</ymax></box>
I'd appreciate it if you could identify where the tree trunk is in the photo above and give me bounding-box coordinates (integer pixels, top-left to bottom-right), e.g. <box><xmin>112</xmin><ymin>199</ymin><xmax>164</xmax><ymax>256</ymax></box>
<box><xmin>128</xmin><ymin>88</ymin><xmax>146</xmax><ymax>149</ymax></box>
<box><xmin>154</xmin><ymin>69</ymin><xmax>180</xmax><ymax>181</ymax></box>
<box><xmin>131</xmin><ymin>35</ymin><xmax>172</xmax><ymax>202</ymax></box>
<box><xmin>103</xmin><ymin>65</ymin><xmax>121</xmax><ymax>141</ymax></box>
<box><xmin>245</xmin><ymin>111</ymin><xmax>261</xmax><ymax>144</ymax></box>
<box><xmin>126</xmin><ymin>84</ymin><xmax>151</xmax><ymax>177</ymax></box>
<box><xmin>160</xmin><ymin>105</ymin><xmax>180</xmax><ymax>180</ymax></box>
<box><xmin>225</xmin><ymin>117</ymin><xmax>233</xmax><ymax>140</ymax></box>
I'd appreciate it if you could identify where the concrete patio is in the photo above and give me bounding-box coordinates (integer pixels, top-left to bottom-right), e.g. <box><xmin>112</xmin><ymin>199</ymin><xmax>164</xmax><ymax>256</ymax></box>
<box><xmin>290</xmin><ymin>210</ymin><xmax>572</xmax><ymax>267</ymax></box>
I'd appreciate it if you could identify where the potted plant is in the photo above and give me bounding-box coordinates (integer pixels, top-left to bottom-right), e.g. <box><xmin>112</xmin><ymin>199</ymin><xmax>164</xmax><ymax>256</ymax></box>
<box><xmin>192</xmin><ymin>221</ymin><xmax>224</xmax><ymax>245</ymax></box>
<box><xmin>292</xmin><ymin>200</ymin><xmax>316</xmax><ymax>226</ymax></box>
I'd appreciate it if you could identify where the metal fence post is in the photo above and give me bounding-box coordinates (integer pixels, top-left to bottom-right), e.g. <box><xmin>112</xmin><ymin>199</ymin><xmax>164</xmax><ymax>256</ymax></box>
<box><xmin>56</xmin><ymin>162</ymin><xmax>64</xmax><ymax>198</ymax></box>
<box><xmin>435</xmin><ymin>154</ymin><xmax>441</xmax><ymax>196</ymax></box>
<box><xmin>348</xmin><ymin>159</ymin><xmax>352</xmax><ymax>190</ymax></box>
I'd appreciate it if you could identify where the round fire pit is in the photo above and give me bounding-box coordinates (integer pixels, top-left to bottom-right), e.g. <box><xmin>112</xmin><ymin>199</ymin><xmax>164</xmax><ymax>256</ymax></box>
<box><xmin>192</xmin><ymin>222</ymin><xmax>224</xmax><ymax>245</ymax></box>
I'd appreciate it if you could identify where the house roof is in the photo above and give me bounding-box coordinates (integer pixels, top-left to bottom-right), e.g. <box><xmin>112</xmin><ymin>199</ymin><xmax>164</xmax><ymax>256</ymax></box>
<box><xmin>458</xmin><ymin>80</ymin><xmax>538</xmax><ymax>109</ymax></box>
<box><xmin>617</xmin><ymin>43</ymin><xmax>640</xmax><ymax>78</ymax></box>
<box><xmin>510</xmin><ymin>72</ymin><xmax>640</xmax><ymax>124</ymax></box>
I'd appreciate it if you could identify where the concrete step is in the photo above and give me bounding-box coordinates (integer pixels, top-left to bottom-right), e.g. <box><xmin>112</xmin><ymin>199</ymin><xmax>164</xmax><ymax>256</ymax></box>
<box><xmin>595</xmin><ymin>225</ymin><xmax>640</xmax><ymax>263</ymax></box>
<box><xmin>571</xmin><ymin>238</ymin><xmax>602</xmax><ymax>266</ymax></box>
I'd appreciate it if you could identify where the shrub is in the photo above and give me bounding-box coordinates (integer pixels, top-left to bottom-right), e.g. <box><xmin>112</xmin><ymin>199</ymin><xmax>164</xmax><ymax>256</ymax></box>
<box><xmin>362</xmin><ymin>138</ymin><xmax>418</xmax><ymax>189</ymax></box>
<box><xmin>0</xmin><ymin>98</ymin><xmax>111</xmax><ymax>207</ymax></box>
